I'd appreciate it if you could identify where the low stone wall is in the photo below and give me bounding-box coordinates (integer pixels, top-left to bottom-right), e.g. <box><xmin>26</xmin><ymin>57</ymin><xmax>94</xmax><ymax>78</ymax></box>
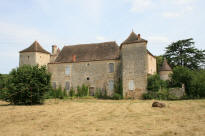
<box><xmin>169</xmin><ymin>87</ymin><xmax>185</xmax><ymax>99</ymax></box>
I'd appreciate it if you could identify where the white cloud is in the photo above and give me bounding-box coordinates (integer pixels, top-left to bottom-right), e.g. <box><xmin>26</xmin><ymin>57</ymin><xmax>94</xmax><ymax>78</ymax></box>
<box><xmin>162</xmin><ymin>6</ymin><xmax>194</xmax><ymax>18</ymax></box>
<box><xmin>128</xmin><ymin>0</ymin><xmax>154</xmax><ymax>12</ymax></box>
<box><xmin>172</xmin><ymin>0</ymin><xmax>196</xmax><ymax>5</ymax></box>
<box><xmin>0</xmin><ymin>21</ymin><xmax>62</xmax><ymax>49</ymax></box>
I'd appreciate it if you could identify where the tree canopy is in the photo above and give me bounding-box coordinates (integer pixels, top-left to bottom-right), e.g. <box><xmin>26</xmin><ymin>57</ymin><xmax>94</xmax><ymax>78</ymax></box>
<box><xmin>0</xmin><ymin>65</ymin><xmax>51</xmax><ymax>105</ymax></box>
<box><xmin>164</xmin><ymin>38</ymin><xmax>205</xmax><ymax>69</ymax></box>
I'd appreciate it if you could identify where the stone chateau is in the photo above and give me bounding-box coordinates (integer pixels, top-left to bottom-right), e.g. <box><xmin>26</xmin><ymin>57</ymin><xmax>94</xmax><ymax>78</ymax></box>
<box><xmin>19</xmin><ymin>31</ymin><xmax>157</xmax><ymax>98</ymax></box>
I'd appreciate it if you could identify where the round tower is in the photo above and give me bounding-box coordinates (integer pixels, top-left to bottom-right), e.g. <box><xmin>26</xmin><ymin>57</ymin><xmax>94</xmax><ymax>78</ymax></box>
<box><xmin>159</xmin><ymin>59</ymin><xmax>172</xmax><ymax>81</ymax></box>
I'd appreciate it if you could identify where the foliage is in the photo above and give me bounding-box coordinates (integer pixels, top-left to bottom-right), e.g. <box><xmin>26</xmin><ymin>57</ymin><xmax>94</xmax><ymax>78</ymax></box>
<box><xmin>1</xmin><ymin>65</ymin><xmax>51</xmax><ymax>105</ymax></box>
<box><xmin>44</xmin><ymin>86</ymin><xmax>70</xmax><ymax>99</ymax></box>
<box><xmin>143</xmin><ymin>89</ymin><xmax>177</xmax><ymax>100</ymax></box>
<box><xmin>112</xmin><ymin>93</ymin><xmax>122</xmax><ymax>100</ymax></box>
<box><xmin>156</xmin><ymin>55</ymin><xmax>164</xmax><ymax>73</ymax></box>
<box><xmin>0</xmin><ymin>74</ymin><xmax>9</xmax><ymax>90</ymax></box>
<box><xmin>69</xmin><ymin>87</ymin><xmax>75</xmax><ymax>97</ymax></box>
<box><xmin>114</xmin><ymin>78</ymin><xmax>123</xmax><ymax>99</ymax></box>
<box><xmin>76</xmin><ymin>84</ymin><xmax>89</xmax><ymax>97</ymax></box>
<box><xmin>169</xmin><ymin>67</ymin><xmax>205</xmax><ymax>98</ymax></box>
<box><xmin>94</xmin><ymin>88</ymin><xmax>110</xmax><ymax>99</ymax></box>
<box><xmin>147</xmin><ymin>74</ymin><xmax>168</xmax><ymax>92</ymax></box>
<box><xmin>189</xmin><ymin>70</ymin><xmax>205</xmax><ymax>98</ymax></box>
<box><xmin>164</xmin><ymin>38</ymin><xmax>205</xmax><ymax>69</ymax></box>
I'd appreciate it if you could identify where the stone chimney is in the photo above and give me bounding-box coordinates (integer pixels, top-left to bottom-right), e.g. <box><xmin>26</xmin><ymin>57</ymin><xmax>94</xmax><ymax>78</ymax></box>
<box><xmin>52</xmin><ymin>45</ymin><xmax>57</xmax><ymax>55</ymax></box>
<box><xmin>72</xmin><ymin>54</ymin><xmax>76</xmax><ymax>62</ymax></box>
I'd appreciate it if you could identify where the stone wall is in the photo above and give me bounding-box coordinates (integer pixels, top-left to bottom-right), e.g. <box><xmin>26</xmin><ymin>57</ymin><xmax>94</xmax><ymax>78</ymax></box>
<box><xmin>35</xmin><ymin>52</ymin><xmax>50</xmax><ymax>67</ymax></box>
<box><xmin>19</xmin><ymin>52</ymin><xmax>36</xmax><ymax>66</ymax></box>
<box><xmin>19</xmin><ymin>52</ymin><xmax>50</xmax><ymax>67</ymax></box>
<box><xmin>121</xmin><ymin>42</ymin><xmax>147</xmax><ymax>99</ymax></box>
<box><xmin>48</xmin><ymin>60</ymin><xmax>120</xmax><ymax>96</ymax></box>
<box><xmin>147</xmin><ymin>53</ymin><xmax>156</xmax><ymax>75</ymax></box>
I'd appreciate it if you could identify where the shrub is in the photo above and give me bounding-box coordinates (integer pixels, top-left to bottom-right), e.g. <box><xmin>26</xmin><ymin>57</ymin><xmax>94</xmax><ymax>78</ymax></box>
<box><xmin>112</xmin><ymin>93</ymin><xmax>122</xmax><ymax>100</ymax></box>
<box><xmin>69</xmin><ymin>87</ymin><xmax>75</xmax><ymax>97</ymax></box>
<box><xmin>76</xmin><ymin>84</ymin><xmax>89</xmax><ymax>97</ymax></box>
<box><xmin>114</xmin><ymin>78</ymin><xmax>123</xmax><ymax>99</ymax></box>
<box><xmin>169</xmin><ymin>66</ymin><xmax>205</xmax><ymax>98</ymax></box>
<box><xmin>143</xmin><ymin>89</ymin><xmax>177</xmax><ymax>100</ymax></box>
<box><xmin>0</xmin><ymin>74</ymin><xmax>9</xmax><ymax>90</ymax></box>
<box><xmin>1</xmin><ymin>65</ymin><xmax>51</xmax><ymax>105</ymax></box>
<box><xmin>147</xmin><ymin>74</ymin><xmax>168</xmax><ymax>92</ymax></box>
<box><xmin>188</xmin><ymin>70</ymin><xmax>205</xmax><ymax>98</ymax></box>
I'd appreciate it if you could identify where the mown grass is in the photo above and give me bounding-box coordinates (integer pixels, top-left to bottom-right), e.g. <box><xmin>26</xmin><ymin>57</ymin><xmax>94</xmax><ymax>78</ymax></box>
<box><xmin>0</xmin><ymin>99</ymin><xmax>205</xmax><ymax>136</ymax></box>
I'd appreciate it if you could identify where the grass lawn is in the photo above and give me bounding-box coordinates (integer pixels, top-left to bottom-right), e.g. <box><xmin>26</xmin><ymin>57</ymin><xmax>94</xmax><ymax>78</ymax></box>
<box><xmin>0</xmin><ymin>99</ymin><xmax>205</xmax><ymax>136</ymax></box>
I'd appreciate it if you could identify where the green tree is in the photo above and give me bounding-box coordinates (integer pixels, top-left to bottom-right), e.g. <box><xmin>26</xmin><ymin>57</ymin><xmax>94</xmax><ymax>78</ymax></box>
<box><xmin>156</xmin><ymin>55</ymin><xmax>164</xmax><ymax>73</ymax></box>
<box><xmin>1</xmin><ymin>65</ymin><xmax>51</xmax><ymax>105</ymax></box>
<box><xmin>147</xmin><ymin>74</ymin><xmax>167</xmax><ymax>92</ymax></box>
<box><xmin>164</xmin><ymin>38</ymin><xmax>205</xmax><ymax>69</ymax></box>
<box><xmin>170</xmin><ymin>66</ymin><xmax>205</xmax><ymax>98</ymax></box>
<box><xmin>0</xmin><ymin>74</ymin><xmax>7</xmax><ymax>89</ymax></box>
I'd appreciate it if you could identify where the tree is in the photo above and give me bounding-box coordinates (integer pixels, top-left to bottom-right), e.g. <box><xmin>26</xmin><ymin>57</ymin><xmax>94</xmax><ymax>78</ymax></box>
<box><xmin>156</xmin><ymin>55</ymin><xmax>164</xmax><ymax>73</ymax></box>
<box><xmin>1</xmin><ymin>65</ymin><xmax>51</xmax><ymax>105</ymax></box>
<box><xmin>164</xmin><ymin>38</ymin><xmax>205</xmax><ymax>69</ymax></box>
<box><xmin>170</xmin><ymin>66</ymin><xmax>205</xmax><ymax>98</ymax></box>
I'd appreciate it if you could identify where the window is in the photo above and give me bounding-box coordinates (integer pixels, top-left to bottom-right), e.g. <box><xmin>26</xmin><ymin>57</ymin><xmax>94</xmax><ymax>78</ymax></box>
<box><xmin>108</xmin><ymin>80</ymin><xmax>114</xmax><ymax>91</ymax></box>
<box><xmin>109</xmin><ymin>63</ymin><xmax>114</xmax><ymax>73</ymax></box>
<box><xmin>28</xmin><ymin>56</ymin><xmax>30</xmax><ymax>60</ymax></box>
<box><xmin>65</xmin><ymin>81</ymin><xmax>70</xmax><ymax>91</ymax></box>
<box><xmin>52</xmin><ymin>82</ymin><xmax>56</xmax><ymax>89</ymax></box>
<box><xmin>65</xmin><ymin>66</ymin><xmax>70</xmax><ymax>75</ymax></box>
<box><xmin>129</xmin><ymin>80</ymin><xmax>135</xmax><ymax>91</ymax></box>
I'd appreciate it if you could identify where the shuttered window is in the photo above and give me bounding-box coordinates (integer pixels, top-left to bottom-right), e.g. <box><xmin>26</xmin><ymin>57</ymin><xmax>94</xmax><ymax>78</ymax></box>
<box><xmin>129</xmin><ymin>80</ymin><xmax>134</xmax><ymax>90</ymax></box>
<box><xmin>65</xmin><ymin>81</ymin><xmax>70</xmax><ymax>91</ymax></box>
<box><xmin>109</xmin><ymin>63</ymin><xmax>114</xmax><ymax>73</ymax></box>
<box><xmin>65</xmin><ymin>66</ymin><xmax>70</xmax><ymax>75</ymax></box>
<box><xmin>108</xmin><ymin>80</ymin><xmax>114</xmax><ymax>91</ymax></box>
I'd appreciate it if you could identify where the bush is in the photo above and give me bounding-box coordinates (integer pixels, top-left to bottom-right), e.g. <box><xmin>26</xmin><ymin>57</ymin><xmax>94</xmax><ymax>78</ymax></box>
<box><xmin>143</xmin><ymin>89</ymin><xmax>177</xmax><ymax>100</ymax></box>
<box><xmin>76</xmin><ymin>84</ymin><xmax>89</xmax><ymax>97</ymax></box>
<box><xmin>0</xmin><ymin>74</ymin><xmax>9</xmax><ymax>90</ymax></box>
<box><xmin>147</xmin><ymin>74</ymin><xmax>168</xmax><ymax>92</ymax></box>
<box><xmin>112</xmin><ymin>93</ymin><xmax>122</xmax><ymax>100</ymax></box>
<box><xmin>69</xmin><ymin>87</ymin><xmax>75</xmax><ymax>97</ymax></box>
<box><xmin>1</xmin><ymin>65</ymin><xmax>51</xmax><ymax>105</ymax></box>
<box><xmin>114</xmin><ymin>78</ymin><xmax>123</xmax><ymax>99</ymax></box>
<box><xmin>44</xmin><ymin>86</ymin><xmax>68</xmax><ymax>99</ymax></box>
<box><xmin>188</xmin><ymin>70</ymin><xmax>205</xmax><ymax>98</ymax></box>
<box><xmin>169</xmin><ymin>66</ymin><xmax>205</xmax><ymax>98</ymax></box>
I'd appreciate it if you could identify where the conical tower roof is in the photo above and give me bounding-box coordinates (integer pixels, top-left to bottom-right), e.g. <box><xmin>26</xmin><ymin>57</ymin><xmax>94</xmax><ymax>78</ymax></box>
<box><xmin>121</xmin><ymin>31</ymin><xmax>147</xmax><ymax>45</ymax></box>
<box><xmin>20</xmin><ymin>41</ymin><xmax>50</xmax><ymax>54</ymax></box>
<box><xmin>160</xmin><ymin>59</ymin><xmax>172</xmax><ymax>71</ymax></box>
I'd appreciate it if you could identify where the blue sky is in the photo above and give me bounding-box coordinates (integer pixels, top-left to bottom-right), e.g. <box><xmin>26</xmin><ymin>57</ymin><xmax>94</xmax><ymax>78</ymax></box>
<box><xmin>0</xmin><ymin>0</ymin><xmax>204</xmax><ymax>73</ymax></box>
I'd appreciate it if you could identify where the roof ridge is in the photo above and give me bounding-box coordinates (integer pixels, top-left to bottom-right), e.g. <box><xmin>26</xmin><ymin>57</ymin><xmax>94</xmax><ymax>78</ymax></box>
<box><xmin>64</xmin><ymin>41</ymin><xmax>118</xmax><ymax>47</ymax></box>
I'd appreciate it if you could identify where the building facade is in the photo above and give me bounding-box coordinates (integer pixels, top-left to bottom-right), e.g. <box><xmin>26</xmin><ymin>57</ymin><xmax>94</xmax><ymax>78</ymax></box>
<box><xmin>19</xmin><ymin>31</ymin><xmax>156</xmax><ymax>98</ymax></box>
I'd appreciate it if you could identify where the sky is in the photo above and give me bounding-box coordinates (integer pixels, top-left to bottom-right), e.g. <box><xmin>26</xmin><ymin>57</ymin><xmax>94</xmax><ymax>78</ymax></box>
<box><xmin>0</xmin><ymin>0</ymin><xmax>204</xmax><ymax>74</ymax></box>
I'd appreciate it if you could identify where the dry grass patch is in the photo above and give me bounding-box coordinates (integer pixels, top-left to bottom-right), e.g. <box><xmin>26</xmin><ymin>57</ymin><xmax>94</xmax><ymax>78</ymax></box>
<box><xmin>0</xmin><ymin>99</ymin><xmax>205</xmax><ymax>136</ymax></box>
